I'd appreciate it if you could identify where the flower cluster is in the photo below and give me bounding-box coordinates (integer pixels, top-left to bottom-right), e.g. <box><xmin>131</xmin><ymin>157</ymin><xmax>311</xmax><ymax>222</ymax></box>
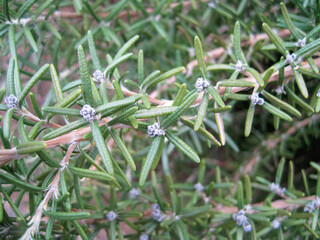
<box><xmin>152</xmin><ymin>203</ymin><xmax>165</xmax><ymax>222</ymax></box>
<box><xmin>272</xmin><ymin>218</ymin><xmax>281</xmax><ymax>229</ymax></box>
<box><xmin>232</xmin><ymin>210</ymin><xmax>252</xmax><ymax>232</ymax></box>
<box><xmin>106</xmin><ymin>211</ymin><xmax>117</xmax><ymax>221</ymax></box>
<box><xmin>285</xmin><ymin>53</ymin><xmax>297</xmax><ymax>64</ymax></box>
<box><xmin>4</xmin><ymin>94</ymin><xmax>19</xmax><ymax>109</ymax></box>
<box><xmin>295</xmin><ymin>38</ymin><xmax>306</xmax><ymax>48</ymax></box>
<box><xmin>235</xmin><ymin>60</ymin><xmax>247</xmax><ymax>72</ymax></box>
<box><xmin>147</xmin><ymin>123</ymin><xmax>165</xmax><ymax>137</ymax></box>
<box><xmin>269</xmin><ymin>182</ymin><xmax>286</xmax><ymax>196</ymax></box>
<box><xmin>129</xmin><ymin>188</ymin><xmax>140</xmax><ymax>199</ymax></box>
<box><xmin>80</xmin><ymin>104</ymin><xmax>96</xmax><ymax>123</ymax></box>
<box><xmin>139</xmin><ymin>233</ymin><xmax>148</xmax><ymax>240</ymax></box>
<box><xmin>92</xmin><ymin>70</ymin><xmax>105</xmax><ymax>82</ymax></box>
<box><xmin>304</xmin><ymin>196</ymin><xmax>320</xmax><ymax>213</ymax></box>
<box><xmin>195</xmin><ymin>77</ymin><xmax>210</xmax><ymax>92</ymax></box>
<box><xmin>249</xmin><ymin>93</ymin><xmax>264</xmax><ymax>105</ymax></box>
<box><xmin>194</xmin><ymin>182</ymin><xmax>205</xmax><ymax>192</ymax></box>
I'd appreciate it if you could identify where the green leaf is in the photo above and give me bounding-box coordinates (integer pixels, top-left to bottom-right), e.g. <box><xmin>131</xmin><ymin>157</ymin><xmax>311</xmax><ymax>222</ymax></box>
<box><xmin>42</xmin><ymin>106</ymin><xmax>81</xmax><ymax>116</ymax></box>
<box><xmin>162</xmin><ymin>90</ymin><xmax>199</xmax><ymax>129</ymax></box>
<box><xmin>261</xmin><ymin>91</ymin><xmax>301</xmax><ymax>117</ymax></box>
<box><xmin>175</xmin><ymin>220</ymin><xmax>190</xmax><ymax>240</ymax></box>
<box><xmin>218</xmin><ymin>80</ymin><xmax>256</xmax><ymax>88</ymax></box>
<box><xmin>9</xmin><ymin>25</ymin><xmax>17</xmax><ymax>58</ymax></box>
<box><xmin>91</xmin><ymin>120</ymin><xmax>114</xmax><ymax>175</ymax></box>
<box><xmin>6</xmin><ymin>58</ymin><xmax>15</xmax><ymax>96</ymax></box>
<box><xmin>207</xmin><ymin>85</ymin><xmax>225</xmax><ymax>107</ymax></box>
<box><xmin>109</xmin><ymin>128</ymin><xmax>136</xmax><ymax>171</ymax></box>
<box><xmin>36</xmin><ymin>150</ymin><xmax>61</xmax><ymax>168</ymax></box>
<box><xmin>194</xmin><ymin>92</ymin><xmax>209</xmax><ymax>131</ymax></box>
<box><xmin>17</xmin><ymin>0</ymin><xmax>36</xmax><ymax>20</ymax></box>
<box><xmin>104</xmin><ymin>0</ymin><xmax>129</xmax><ymax>22</ymax></box>
<box><xmin>280</xmin><ymin>3</ymin><xmax>302</xmax><ymax>39</ymax></box>
<box><xmin>207</xmin><ymin>64</ymin><xmax>235</xmax><ymax>72</ymax></box>
<box><xmin>78</xmin><ymin>45</ymin><xmax>93</xmax><ymax>106</ymax></box>
<box><xmin>285</xmin><ymin>86</ymin><xmax>314</xmax><ymax>113</ymax></box>
<box><xmin>104</xmin><ymin>53</ymin><xmax>133</xmax><ymax>76</ymax></box>
<box><xmin>68</xmin><ymin>165</ymin><xmax>113</xmax><ymax>181</ymax></box>
<box><xmin>72</xmin><ymin>220</ymin><xmax>88</xmax><ymax>240</ymax></box>
<box><xmin>3</xmin><ymin>108</ymin><xmax>15</xmax><ymax>140</ymax></box>
<box><xmin>43</xmin><ymin>119</ymin><xmax>88</xmax><ymax>140</ymax></box>
<box><xmin>145</xmin><ymin>67</ymin><xmax>185</xmax><ymax>90</ymax></box>
<box><xmin>95</xmin><ymin>94</ymin><xmax>142</xmax><ymax>113</ymax></box>
<box><xmin>137</xmin><ymin>50</ymin><xmax>144</xmax><ymax>84</ymax></box>
<box><xmin>292</xmin><ymin>67</ymin><xmax>308</xmax><ymax>98</ymax></box>
<box><xmin>24</xmin><ymin>25</ymin><xmax>38</xmax><ymax>52</ymax></box>
<box><xmin>19</xmin><ymin>64</ymin><xmax>50</xmax><ymax>104</ymax></box>
<box><xmin>181</xmin><ymin>118</ymin><xmax>221</xmax><ymax>146</ymax></box>
<box><xmin>0</xmin><ymin>185</ymin><xmax>25</xmax><ymax>224</ymax></box>
<box><xmin>194</xmin><ymin>36</ymin><xmax>207</xmax><ymax>78</ymax></box>
<box><xmin>108</xmin><ymin>106</ymin><xmax>138</xmax><ymax>125</ymax></box>
<box><xmin>29</xmin><ymin>92</ymin><xmax>44</xmax><ymax>119</ymax></box>
<box><xmin>244</xmin><ymin>102</ymin><xmax>255</xmax><ymax>137</ymax></box>
<box><xmin>50</xmin><ymin>64</ymin><xmax>63</xmax><ymax>101</ymax></box>
<box><xmin>44</xmin><ymin>210</ymin><xmax>91</xmax><ymax>220</ymax></box>
<box><xmin>134</xmin><ymin>106</ymin><xmax>178</xmax><ymax>118</ymax></box>
<box><xmin>181</xmin><ymin>205</ymin><xmax>211</xmax><ymax>218</ymax></box>
<box><xmin>246</xmin><ymin>67</ymin><xmax>264</xmax><ymax>87</ymax></box>
<box><xmin>165</xmin><ymin>130</ymin><xmax>200</xmax><ymax>163</ymax></box>
<box><xmin>295</xmin><ymin>38</ymin><xmax>320</xmax><ymax>59</ymax></box>
<box><xmin>237</xmin><ymin>181</ymin><xmax>244</xmax><ymax>209</ymax></box>
<box><xmin>262</xmin><ymin>102</ymin><xmax>292</xmax><ymax>121</ymax></box>
<box><xmin>0</xmin><ymin>171</ymin><xmax>45</xmax><ymax>192</ymax></box>
<box><xmin>83</xmin><ymin>0</ymin><xmax>101</xmax><ymax>22</ymax></box>
<box><xmin>114</xmin><ymin>35</ymin><xmax>139</xmax><ymax>59</ymax></box>
<box><xmin>16</xmin><ymin>141</ymin><xmax>47</xmax><ymax>155</ymax></box>
<box><xmin>233</xmin><ymin>21</ymin><xmax>245</xmax><ymax>62</ymax></box>
<box><xmin>2</xmin><ymin>0</ymin><xmax>11</xmax><ymax>22</ymax></box>
<box><xmin>139</xmin><ymin>136</ymin><xmax>164</xmax><ymax>186</ymax></box>
<box><xmin>262</xmin><ymin>23</ymin><xmax>287</xmax><ymax>56</ymax></box>
<box><xmin>172</xmin><ymin>83</ymin><xmax>187</xmax><ymax>106</ymax></box>
<box><xmin>141</xmin><ymin>70</ymin><xmax>161</xmax><ymax>90</ymax></box>
<box><xmin>87</xmin><ymin>30</ymin><xmax>102</xmax><ymax>70</ymax></box>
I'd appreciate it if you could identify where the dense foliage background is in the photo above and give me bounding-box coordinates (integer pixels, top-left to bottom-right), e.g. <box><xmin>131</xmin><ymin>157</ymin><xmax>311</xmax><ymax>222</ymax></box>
<box><xmin>1</xmin><ymin>0</ymin><xmax>320</xmax><ymax>239</ymax></box>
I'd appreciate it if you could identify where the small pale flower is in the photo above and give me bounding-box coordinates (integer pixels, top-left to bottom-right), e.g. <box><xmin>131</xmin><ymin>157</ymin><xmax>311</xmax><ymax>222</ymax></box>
<box><xmin>92</xmin><ymin>70</ymin><xmax>105</xmax><ymax>82</ymax></box>
<box><xmin>316</xmin><ymin>89</ymin><xmax>320</xmax><ymax>97</ymax></box>
<box><xmin>208</xmin><ymin>2</ymin><xmax>216</xmax><ymax>8</ymax></box>
<box><xmin>249</xmin><ymin>93</ymin><xmax>264</xmax><ymax>105</ymax></box>
<box><xmin>275</xmin><ymin>86</ymin><xmax>284</xmax><ymax>95</ymax></box>
<box><xmin>313</xmin><ymin>196</ymin><xmax>320</xmax><ymax>209</ymax></box>
<box><xmin>236</xmin><ymin>214</ymin><xmax>246</xmax><ymax>226</ymax></box>
<box><xmin>304</xmin><ymin>201</ymin><xmax>315</xmax><ymax>213</ymax></box>
<box><xmin>272</xmin><ymin>218</ymin><xmax>281</xmax><ymax>229</ymax></box>
<box><xmin>269</xmin><ymin>182</ymin><xmax>286</xmax><ymax>196</ymax></box>
<box><xmin>139</xmin><ymin>233</ymin><xmax>149</xmax><ymax>240</ymax></box>
<box><xmin>295</xmin><ymin>37</ymin><xmax>307</xmax><ymax>48</ymax></box>
<box><xmin>195</xmin><ymin>77</ymin><xmax>210</xmax><ymax>92</ymax></box>
<box><xmin>4</xmin><ymin>94</ymin><xmax>19</xmax><ymax>109</ymax></box>
<box><xmin>188</xmin><ymin>47</ymin><xmax>195</xmax><ymax>57</ymax></box>
<box><xmin>80</xmin><ymin>104</ymin><xmax>96</xmax><ymax>123</ymax></box>
<box><xmin>194</xmin><ymin>182</ymin><xmax>205</xmax><ymax>192</ymax></box>
<box><xmin>235</xmin><ymin>60</ymin><xmax>247</xmax><ymax>72</ymax></box>
<box><xmin>129</xmin><ymin>188</ymin><xmax>140</xmax><ymax>199</ymax></box>
<box><xmin>152</xmin><ymin>203</ymin><xmax>160</xmax><ymax>210</ymax></box>
<box><xmin>147</xmin><ymin>123</ymin><xmax>165</xmax><ymax>137</ymax></box>
<box><xmin>106</xmin><ymin>211</ymin><xmax>117</xmax><ymax>221</ymax></box>
<box><xmin>152</xmin><ymin>209</ymin><xmax>165</xmax><ymax>222</ymax></box>
<box><xmin>243</xmin><ymin>220</ymin><xmax>252</xmax><ymax>232</ymax></box>
<box><xmin>285</xmin><ymin>53</ymin><xmax>297</xmax><ymax>64</ymax></box>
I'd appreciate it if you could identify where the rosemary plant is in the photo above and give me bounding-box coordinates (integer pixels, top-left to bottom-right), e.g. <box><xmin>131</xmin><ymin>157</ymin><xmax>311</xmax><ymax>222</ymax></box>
<box><xmin>0</xmin><ymin>0</ymin><xmax>320</xmax><ymax>239</ymax></box>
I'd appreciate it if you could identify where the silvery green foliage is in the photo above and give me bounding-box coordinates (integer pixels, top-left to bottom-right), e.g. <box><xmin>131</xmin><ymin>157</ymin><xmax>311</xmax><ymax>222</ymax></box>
<box><xmin>1</xmin><ymin>0</ymin><xmax>320</xmax><ymax>240</ymax></box>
